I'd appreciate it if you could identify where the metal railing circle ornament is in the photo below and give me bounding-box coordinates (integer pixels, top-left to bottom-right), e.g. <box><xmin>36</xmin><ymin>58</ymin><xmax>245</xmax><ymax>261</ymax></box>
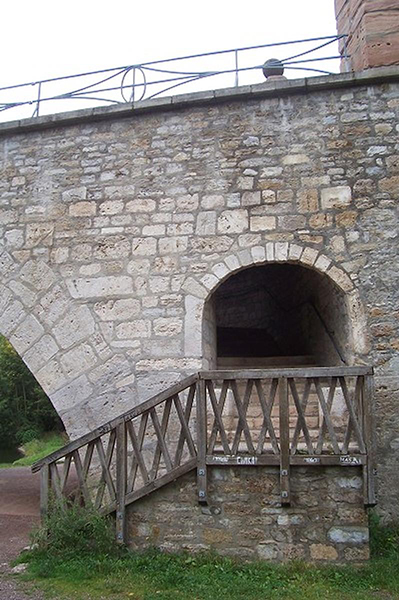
<box><xmin>120</xmin><ymin>66</ymin><xmax>147</xmax><ymax>103</ymax></box>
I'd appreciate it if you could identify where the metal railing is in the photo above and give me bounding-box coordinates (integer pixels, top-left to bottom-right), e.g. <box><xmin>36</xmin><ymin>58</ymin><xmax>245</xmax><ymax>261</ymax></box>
<box><xmin>0</xmin><ymin>35</ymin><xmax>348</xmax><ymax>123</ymax></box>
<box><xmin>33</xmin><ymin>365</ymin><xmax>375</xmax><ymax>544</ymax></box>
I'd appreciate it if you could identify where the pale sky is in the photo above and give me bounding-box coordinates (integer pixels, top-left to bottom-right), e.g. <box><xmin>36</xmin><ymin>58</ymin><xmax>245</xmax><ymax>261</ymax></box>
<box><xmin>1</xmin><ymin>0</ymin><xmax>338</xmax><ymax>119</ymax></box>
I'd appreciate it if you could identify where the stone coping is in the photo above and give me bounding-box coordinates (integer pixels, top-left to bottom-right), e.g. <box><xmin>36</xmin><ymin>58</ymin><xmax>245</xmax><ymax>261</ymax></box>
<box><xmin>0</xmin><ymin>65</ymin><xmax>399</xmax><ymax>136</ymax></box>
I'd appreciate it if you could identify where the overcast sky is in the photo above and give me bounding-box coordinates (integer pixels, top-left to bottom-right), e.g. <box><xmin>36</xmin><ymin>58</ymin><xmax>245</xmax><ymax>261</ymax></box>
<box><xmin>1</xmin><ymin>0</ymin><xmax>338</xmax><ymax>119</ymax></box>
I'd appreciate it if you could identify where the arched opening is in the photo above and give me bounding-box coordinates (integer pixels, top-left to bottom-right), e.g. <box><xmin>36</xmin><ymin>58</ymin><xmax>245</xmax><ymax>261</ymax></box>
<box><xmin>203</xmin><ymin>263</ymin><xmax>354</xmax><ymax>369</ymax></box>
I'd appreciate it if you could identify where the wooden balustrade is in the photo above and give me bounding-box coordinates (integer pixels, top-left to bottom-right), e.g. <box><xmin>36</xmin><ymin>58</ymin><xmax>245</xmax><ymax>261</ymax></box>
<box><xmin>32</xmin><ymin>366</ymin><xmax>376</xmax><ymax>543</ymax></box>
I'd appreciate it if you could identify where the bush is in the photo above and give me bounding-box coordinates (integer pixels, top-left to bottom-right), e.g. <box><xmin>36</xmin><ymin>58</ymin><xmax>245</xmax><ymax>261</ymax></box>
<box><xmin>369</xmin><ymin>510</ymin><xmax>399</xmax><ymax>559</ymax></box>
<box><xmin>31</xmin><ymin>503</ymin><xmax>121</xmax><ymax>560</ymax></box>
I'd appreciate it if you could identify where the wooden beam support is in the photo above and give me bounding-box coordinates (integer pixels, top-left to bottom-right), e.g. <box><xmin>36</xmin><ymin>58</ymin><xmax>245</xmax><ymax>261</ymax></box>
<box><xmin>363</xmin><ymin>374</ymin><xmax>377</xmax><ymax>507</ymax></box>
<box><xmin>116</xmin><ymin>423</ymin><xmax>127</xmax><ymax>544</ymax></box>
<box><xmin>40</xmin><ymin>465</ymin><xmax>50</xmax><ymax>523</ymax></box>
<box><xmin>279</xmin><ymin>377</ymin><xmax>290</xmax><ymax>505</ymax></box>
<box><xmin>196</xmin><ymin>379</ymin><xmax>208</xmax><ymax>504</ymax></box>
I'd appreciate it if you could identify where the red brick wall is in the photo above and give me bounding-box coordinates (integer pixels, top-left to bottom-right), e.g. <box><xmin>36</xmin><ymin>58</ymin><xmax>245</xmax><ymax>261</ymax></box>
<box><xmin>335</xmin><ymin>0</ymin><xmax>399</xmax><ymax>70</ymax></box>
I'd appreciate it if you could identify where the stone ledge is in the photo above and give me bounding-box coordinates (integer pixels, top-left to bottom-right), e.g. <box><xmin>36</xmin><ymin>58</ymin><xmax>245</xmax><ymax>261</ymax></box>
<box><xmin>0</xmin><ymin>66</ymin><xmax>398</xmax><ymax>136</ymax></box>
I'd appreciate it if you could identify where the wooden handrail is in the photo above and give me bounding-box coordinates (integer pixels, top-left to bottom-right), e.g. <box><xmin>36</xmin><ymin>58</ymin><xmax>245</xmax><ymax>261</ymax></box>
<box><xmin>200</xmin><ymin>366</ymin><xmax>373</xmax><ymax>379</ymax></box>
<box><xmin>32</xmin><ymin>373</ymin><xmax>199</xmax><ymax>472</ymax></box>
<box><xmin>34</xmin><ymin>365</ymin><xmax>376</xmax><ymax>541</ymax></box>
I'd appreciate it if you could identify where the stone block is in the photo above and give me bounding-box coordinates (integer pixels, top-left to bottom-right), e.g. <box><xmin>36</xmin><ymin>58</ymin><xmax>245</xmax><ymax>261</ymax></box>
<box><xmin>23</xmin><ymin>334</ymin><xmax>59</xmax><ymax>373</ymax></box>
<box><xmin>66</xmin><ymin>276</ymin><xmax>134</xmax><ymax>299</ymax></box>
<box><xmin>53</xmin><ymin>305</ymin><xmax>95</xmax><ymax>349</ymax></box>
<box><xmin>9</xmin><ymin>314</ymin><xmax>44</xmax><ymax>355</ymax></box>
<box><xmin>328</xmin><ymin>527</ymin><xmax>369</xmax><ymax>544</ymax></box>
<box><xmin>321</xmin><ymin>186</ymin><xmax>352</xmax><ymax>210</ymax></box>
<box><xmin>310</xmin><ymin>544</ymin><xmax>338</xmax><ymax>560</ymax></box>
<box><xmin>250</xmin><ymin>216</ymin><xmax>276</xmax><ymax>231</ymax></box>
<box><xmin>116</xmin><ymin>319</ymin><xmax>151</xmax><ymax>339</ymax></box>
<box><xmin>218</xmin><ymin>210</ymin><xmax>248</xmax><ymax>234</ymax></box>
<box><xmin>69</xmin><ymin>202</ymin><xmax>96</xmax><ymax>217</ymax></box>
<box><xmin>94</xmin><ymin>298</ymin><xmax>140</xmax><ymax>321</ymax></box>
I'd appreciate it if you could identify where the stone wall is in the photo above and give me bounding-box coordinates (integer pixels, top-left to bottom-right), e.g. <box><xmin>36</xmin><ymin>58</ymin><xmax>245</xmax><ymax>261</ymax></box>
<box><xmin>0</xmin><ymin>69</ymin><xmax>398</xmax><ymax>517</ymax></box>
<box><xmin>127</xmin><ymin>466</ymin><xmax>369</xmax><ymax>562</ymax></box>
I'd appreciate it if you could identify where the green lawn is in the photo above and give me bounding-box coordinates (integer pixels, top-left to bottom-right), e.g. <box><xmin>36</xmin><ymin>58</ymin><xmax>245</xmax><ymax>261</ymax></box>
<box><xmin>0</xmin><ymin>433</ymin><xmax>66</xmax><ymax>469</ymax></box>
<box><xmin>17</xmin><ymin>550</ymin><xmax>399</xmax><ymax>600</ymax></box>
<box><xmin>11</xmin><ymin>480</ymin><xmax>399</xmax><ymax>600</ymax></box>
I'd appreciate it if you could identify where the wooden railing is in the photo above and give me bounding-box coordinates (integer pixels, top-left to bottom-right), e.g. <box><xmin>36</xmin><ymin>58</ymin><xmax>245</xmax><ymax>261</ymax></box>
<box><xmin>33</xmin><ymin>366</ymin><xmax>376</xmax><ymax>543</ymax></box>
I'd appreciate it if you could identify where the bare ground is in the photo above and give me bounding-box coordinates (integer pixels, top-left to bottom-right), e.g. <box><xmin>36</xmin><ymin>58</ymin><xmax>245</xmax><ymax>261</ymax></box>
<box><xmin>0</xmin><ymin>467</ymin><xmax>43</xmax><ymax>599</ymax></box>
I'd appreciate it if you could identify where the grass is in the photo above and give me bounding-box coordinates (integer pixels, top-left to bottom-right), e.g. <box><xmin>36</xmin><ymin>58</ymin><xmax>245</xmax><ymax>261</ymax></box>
<box><xmin>0</xmin><ymin>432</ymin><xmax>67</xmax><ymax>468</ymax></box>
<box><xmin>13</xmin><ymin>507</ymin><xmax>399</xmax><ymax>600</ymax></box>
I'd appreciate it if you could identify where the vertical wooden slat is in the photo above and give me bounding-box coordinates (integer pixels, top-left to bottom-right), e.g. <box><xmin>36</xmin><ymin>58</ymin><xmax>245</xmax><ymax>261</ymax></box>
<box><xmin>40</xmin><ymin>464</ymin><xmax>50</xmax><ymax>522</ymax></box>
<box><xmin>116</xmin><ymin>422</ymin><xmax>127</xmax><ymax>544</ymax></box>
<box><xmin>279</xmin><ymin>377</ymin><xmax>290</xmax><ymax>505</ymax></box>
<box><xmin>197</xmin><ymin>378</ymin><xmax>208</xmax><ymax>504</ymax></box>
<box><xmin>363</xmin><ymin>374</ymin><xmax>377</xmax><ymax>506</ymax></box>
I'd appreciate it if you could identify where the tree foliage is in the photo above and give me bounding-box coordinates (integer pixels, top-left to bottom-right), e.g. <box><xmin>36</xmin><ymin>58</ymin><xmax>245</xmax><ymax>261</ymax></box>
<box><xmin>0</xmin><ymin>335</ymin><xmax>63</xmax><ymax>448</ymax></box>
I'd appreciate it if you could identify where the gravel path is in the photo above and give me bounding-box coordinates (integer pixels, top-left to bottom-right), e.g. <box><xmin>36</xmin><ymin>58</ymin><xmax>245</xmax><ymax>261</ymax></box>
<box><xmin>0</xmin><ymin>467</ymin><xmax>44</xmax><ymax>600</ymax></box>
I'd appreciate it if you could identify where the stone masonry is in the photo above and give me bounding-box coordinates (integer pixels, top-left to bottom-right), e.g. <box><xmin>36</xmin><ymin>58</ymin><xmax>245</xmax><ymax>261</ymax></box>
<box><xmin>0</xmin><ymin>67</ymin><xmax>399</xmax><ymax>519</ymax></box>
<box><xmin>336</xmin><ymin>0</ymin><xmax>399</xmax><ymax>71</ymax></box>
<box><xmin>127</xmin><ymin>466</ymin><xmax>370</xmax><ymax>562</ymax></box>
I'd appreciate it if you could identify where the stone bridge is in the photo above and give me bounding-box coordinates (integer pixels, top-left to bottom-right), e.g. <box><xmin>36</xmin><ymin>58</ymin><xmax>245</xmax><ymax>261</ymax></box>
<box><xmin>1</xmin><ymin>66</ymin><xmax>399</xmax><ymax>518</ymax></box>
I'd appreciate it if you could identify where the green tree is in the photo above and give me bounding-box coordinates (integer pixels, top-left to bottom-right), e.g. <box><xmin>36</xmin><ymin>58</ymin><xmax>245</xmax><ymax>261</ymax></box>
<box><xmin>0</xmin><ymin>336</ymin><xmax>63</xmax><ymax>448</ymax></box>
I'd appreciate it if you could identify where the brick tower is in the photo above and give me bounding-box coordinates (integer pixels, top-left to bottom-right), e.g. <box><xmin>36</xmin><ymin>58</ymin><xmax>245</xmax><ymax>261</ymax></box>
<box><xmin>335</xmin><ymin>0</ymin><xmax>399</xmax><ymax>70</ymax></box>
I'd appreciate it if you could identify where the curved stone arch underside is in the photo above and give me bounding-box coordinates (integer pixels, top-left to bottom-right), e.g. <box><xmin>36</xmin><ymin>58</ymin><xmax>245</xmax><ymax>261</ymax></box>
<box><xmin>0</xmin><ymin>246</ymin><xmax>126</xmax><ymax>439</ymax></box>
<box><xmin>183</xmin><ymin>242</ymin><xmax>370</xmax><ymax>365</ymax></box>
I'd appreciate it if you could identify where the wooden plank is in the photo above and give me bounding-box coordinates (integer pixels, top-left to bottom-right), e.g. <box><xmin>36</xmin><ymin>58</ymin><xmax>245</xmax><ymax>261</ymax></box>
<box><xmin>255</xmin><ymin>379</ymin><xmax>279</xmax><ymax>455</ymax></box>
<box><xmin>149</xmin><ymin>399</ymin><xmax>173</xmax><ymax>479</ymax></box>
<box><xmin>314</xmin><ymin>379</ymin><xmax>340</xmax><ymax>454</ymax></box>
<box><xmin>40</xmin><ymin>465</ymin><xmax>50</xmax><ymax>522</ymax></box>
<box><xmin>363</xmin><ymin>374</ymin><xmax>377</xmax><ymax>506</ymax></box>
<box><xmin>50</xmin><ymin>462</ymin><xmax>65</xmax><ymax>508</ymax></box>
<box><xmin>289</xmin><ymin>378</ymin><xmax>314</xmax><ymax>455</ymax></box>
<box><xmin>172</xmin><ymin>393</ymin><xmax>196</xmax><ymax>465</ymax></box>
<box><xmin>126</xmin><ymin>419</ymin><xmax>149</xmax><ymax>487</ymax></box>
<box><xmin>231</xmin><ymin>379</ymin><xmax>254</xmax><ymax>454</ymax></box>
<box><xmin>72</xmin><ymin>450</ymin><xmax>92</xmax><ymax>507</ymax></box>
<box><xmin>206</xmin><ymin>454</ymin><xmax>366</xmax><ymax>467</ymax></box>
<box><xmin>206</xmin><ymin>379</ymin><xmax>231</xmax><ymax>454</ymax></box>
<box><xmin>208</xmin><ymin>380</ymin><xmax>229</xmax><ymax>454</ymax></box>
<box><xmin>316</xmin><ymin>378</ymin><xmax>337</xmax><ymax>454</ymax></box>
<box><xmin>124</xmin><ymin>458</ymin><xmax>197</xmax><ymax>507</ymax></box>
<box><xmin>200</xmin><ymin>366</ymin><xmax>373</xmax><ymax>381</ymax></box>
<box><xmin>279</xmin><ymin>377</ymin><xmax>290</xmax><ymax>505</ymax></box>
<box><xmin>95</xmin><ymin>436</ymin><xmax>116</xmax><ymax>508</ymax></box>
<box><xmin>339</xmin><ymin>377</ymin><xmax>366</xmax><ymax>454</ymax></box>
<box><xmin>60</xmin><ymin>455</ymin><xmax>72</xmax><ymax>494</ymax></box>
<box><xmin>196</xmin><ymin>379</ymin><xmax>208</xmax><ymax>504</ymax></box>
<box><xmin>115</xmin><ymin>423</ymin><xmax>127</xmax><ymax>544</ymax></box>
<box><xmin>32</xmin><ymin>373</ymin><xmax>200</xmax><ymax>471</ymax></box>
<box><xmin>174</xmin><ymin>384</ymin><xmax>196</xmax><ymax>467</ymax></box>
<box><xmin>127</xmin><ymin>413</ymin><xmax>148</xmax><ymax>492</ymax></box>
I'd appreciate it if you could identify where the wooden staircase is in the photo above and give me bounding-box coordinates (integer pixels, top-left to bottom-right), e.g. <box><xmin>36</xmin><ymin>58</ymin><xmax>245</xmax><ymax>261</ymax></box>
<box><xmin>33</xmin><ymin>366</ymin><xmax>376</xmax><ymax>544</ymax></box>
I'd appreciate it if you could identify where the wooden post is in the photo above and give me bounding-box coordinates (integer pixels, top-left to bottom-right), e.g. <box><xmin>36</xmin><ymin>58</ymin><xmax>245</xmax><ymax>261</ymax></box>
<box><xmin>279</xmin><ymin>377</ymin><xmax>290</xmax><ymax>505</ymax></box>
<box><xmin>40</xmin><ymin>464</ymin><xmax>50</xmax><ymax>522</ymax></box>
<box><xmin>196</xmin><ymin>378</ymin><xmax>208</xmax><ymax>504</ymax></box>
<box><xmin>116</xmin><ymin>423</ymin><xmax>127</xmax><ymax>544</ymax></box>
<box><xmin>363</xmin><ymin>374</ymin><xmax>377</xmax><ymax>506</ymax></box>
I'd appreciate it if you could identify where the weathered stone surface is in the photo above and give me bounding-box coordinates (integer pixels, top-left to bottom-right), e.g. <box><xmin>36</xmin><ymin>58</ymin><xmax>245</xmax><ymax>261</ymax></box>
<box><xmin>127</xmin><ymin>467</ymin><xmax>369</xmax><ymax>562</ymax></box>
<box><xmin>0</xmin><ymin>71</ymin><xmax>398</xmax><ymax>525</ymax></box>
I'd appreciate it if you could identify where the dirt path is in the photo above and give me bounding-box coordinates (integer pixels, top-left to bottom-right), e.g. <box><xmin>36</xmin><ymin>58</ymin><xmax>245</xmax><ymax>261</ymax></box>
<box><xmin>0</xmin><ymin>467</ymin><xmax>43</xmax><ymax>599</ymax></box>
